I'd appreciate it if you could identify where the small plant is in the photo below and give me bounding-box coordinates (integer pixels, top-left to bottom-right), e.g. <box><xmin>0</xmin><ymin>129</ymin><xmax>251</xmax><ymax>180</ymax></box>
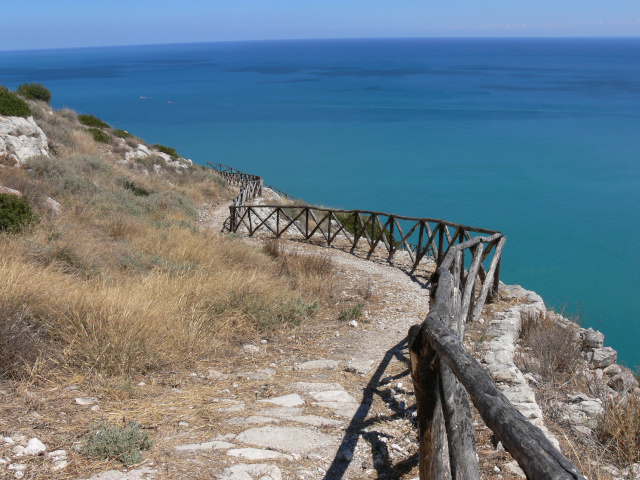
<box><xmin>152</xmin><ymin>144</ymin><xmax>179</xmax><ymax>158</ymax></box>
<box><xmin>339</xmin><ymin>303</ymin><xmax>365</xmax><ymax>322</ymax></box>
<box><xmin>0</xmin><ymin>86</ymin><xmax>32</xmax><ymax>117</ymax></box>
<box><xmin>78</xmin><ymin>114</ymin><xmax>110</xmax><ymax>129</ymax></box>
<box><xmin>0</xmin><ymin>193</ymin><xmax>35</xmax><ymax>233</ymax></box>
<box><xmin>16</xmin><ymin>82</ymin><xmax>52</xmax><ymax>103</ymax></box>
<box><xmin>516</xmin><ymin>311</ymin><xmax>581</xmax><ymax>384</ymax></box>
<box><xmin>87</xmin><ymin>127</ymin><xmax>111</xmax><ymax>144</ymax></box>
<box><xmin>113</xmin><ymin>129</ymin><xmax>132</xmax><ymax>139</ymax></box>
<box><xmin>596</xmin><ymin>393</ymin><xmax>640</xmax><ymax>467</ymax></box>
<box><xmin>83</xmin><ymin>421</ymin><xmax>153</xmax><ymax>465</ymax></box>
<box><xmin>122</xmin><ymin>180</ymin><xmax>151</xmax><ymax>197</ymax></box>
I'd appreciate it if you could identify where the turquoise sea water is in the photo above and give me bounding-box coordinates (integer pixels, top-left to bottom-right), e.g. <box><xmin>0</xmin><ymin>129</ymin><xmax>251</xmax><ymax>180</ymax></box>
<box><xmin>1</xmin><ymin>38</ymin><xmax>638</xmax><ymax>366</ymax></box>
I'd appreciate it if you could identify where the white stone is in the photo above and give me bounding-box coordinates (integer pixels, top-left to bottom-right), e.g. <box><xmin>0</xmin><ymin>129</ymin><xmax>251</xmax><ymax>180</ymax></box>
<box><xmin>0</xmin><ymin>116</ymin><xmax>49</xmax><ymax>165</ymax></box>
<box><xmin>259</xmin><ymin>394</ymin><xmax>305</xmax><ymax>407</ymax></box>
<box><xmin>52</xmin><ymin>460</ymin><xmax>69</xmax><ymax>471</ymax></box>
<box><xmin>235</xmin><ymin>426</ymin><xmax>334</xmax><ymax>455</ymax></box>
<box><xmin>348</xmin><ymin>320</ymin><xmax>358</xmax><ymax>327</ymax></box>
<box><xmin>174</xmin><ymin>440</ymin><xmax>234</xmax><ymax>452</ymax></box>
<box><xmin>310</xmin><ymin>390</ymin><xmax>357</xmax><ymax>404</ymax></box>
<box><xmin>242</xmin><ymin>344</ymin><xmax>260</xmax><ymax>354</ymax></box>
<box><xmin>295</xmin><ymin>359</ymin><xmax>340</xmax><ymax>371</ymax></box>
<box><xmin>44</xmin><ymin>196</ymin><xmax>61</xmax><ymax>215</ymax></box>
<box><xmin>589</xmin><ymin>347</ymin><xmax>617</xmax><ymax>369</ymax></box>
<box><xmin>226</xmin><ymin>448</ymin><xmax>293</xmax><ymax>461</ymax></box>
<box><xmin>504</xmin><ymin>461</ymin><xmax>526</xmax><ymax>478</ymax></box>
<box><xmin>0</xmin><ymin>186</ymin><xmax>22</xmax><ymax>196</ymax></box>
<box><xmin>218</xmin><ymin>464</ymin><xmax>283</xmax><ymax>480</ymax></box>
<box><xmin>75</xmin><ymin>397</ymin><xmax>98</xmax><ymax>405</ymax></box>
<box><xmin>23</xmin><ymin>438</ymin><xmax>46</xmax><ymax>455</ymax></box>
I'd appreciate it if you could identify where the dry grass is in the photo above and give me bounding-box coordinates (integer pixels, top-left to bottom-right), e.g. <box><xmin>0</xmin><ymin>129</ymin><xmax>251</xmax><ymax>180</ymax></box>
<box><xmin>596</xmin><ymin>393</ymin><xmax>640</xmax><ymax>467</ymax></box>
<box><xmin>516</xmin><ymin>311</ymin><xmax>582</xmax><ymax>385</ymax></box>
<box><xmin>0</xmin><ymin>105</ymin><xmax>331</xmax><ymax>383</ymax></box>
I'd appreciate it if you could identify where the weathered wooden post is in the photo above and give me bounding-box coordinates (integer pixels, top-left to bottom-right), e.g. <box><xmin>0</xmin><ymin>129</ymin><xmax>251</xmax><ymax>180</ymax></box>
<box><xmin>409</xmin><ymin>325</ymin><xmax>451</xmax><ymax>480</ymax></box>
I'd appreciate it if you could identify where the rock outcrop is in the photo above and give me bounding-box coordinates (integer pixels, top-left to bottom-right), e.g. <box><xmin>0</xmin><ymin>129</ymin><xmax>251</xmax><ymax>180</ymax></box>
<box><xmin>0</xmin><ymin>116</ymin><xmax>49</xmax><ymax>166</ymax></box>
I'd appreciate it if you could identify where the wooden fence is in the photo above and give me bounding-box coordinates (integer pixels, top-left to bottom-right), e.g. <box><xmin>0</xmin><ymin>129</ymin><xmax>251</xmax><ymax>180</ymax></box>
<box><xmin>208</xmin><ymin>163</ymin><xmax>586</xmax><ymax>480</ymax></box>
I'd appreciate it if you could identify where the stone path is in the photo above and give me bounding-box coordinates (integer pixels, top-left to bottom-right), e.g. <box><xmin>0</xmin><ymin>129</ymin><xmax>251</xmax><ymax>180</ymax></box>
<box><xmin>68</xmin><ymin>195</ymin><xmax>554</xmax><ymax>480</ymax></box>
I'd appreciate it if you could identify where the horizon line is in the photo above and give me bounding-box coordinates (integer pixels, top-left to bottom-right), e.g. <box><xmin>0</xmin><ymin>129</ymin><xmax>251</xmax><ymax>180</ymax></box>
<box><xmin>1</xmin><ymin>34</ymin><xmax>639</xmax><ymax>54</ymax></box>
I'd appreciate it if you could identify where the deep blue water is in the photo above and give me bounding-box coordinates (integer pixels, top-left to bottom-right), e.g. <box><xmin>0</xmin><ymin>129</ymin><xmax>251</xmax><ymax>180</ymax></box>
<box><xmin>1</xmin><ymin>38</ymin><xmax>638</xmax><ymax>367</ymax></box>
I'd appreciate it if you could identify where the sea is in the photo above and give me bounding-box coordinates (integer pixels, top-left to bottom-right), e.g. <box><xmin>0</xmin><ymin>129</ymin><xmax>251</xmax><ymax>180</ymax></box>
<box><xmin>1</xmin><ymin>38</ymin><xmax>638</xmax><ymax>367</ymax></box>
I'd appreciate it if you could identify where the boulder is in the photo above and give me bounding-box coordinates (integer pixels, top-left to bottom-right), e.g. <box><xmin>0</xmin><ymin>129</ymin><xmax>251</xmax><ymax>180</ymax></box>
<box><xmin>0</xmin><ymin>116</ymin><xmax>49</xmax><ymax>165</ymax></box>
<box><xmin>581</xmin><ymin>328</ymin><xmax>605</xmax><ymax>350</ymax></box>
<box><xmin>588</xmin><ymin>347</ymin><xmax>617</xmax><ymax>369</ymax></box>
<box><xmin>608</xmin><ymin>367</ymin><xmax>639</xmax><ymax>393</ymax></box>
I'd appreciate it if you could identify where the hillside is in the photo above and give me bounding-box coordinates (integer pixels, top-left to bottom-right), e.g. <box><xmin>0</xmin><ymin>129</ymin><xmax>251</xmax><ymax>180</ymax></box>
<box><xmin>1</xmin><ymin>85</ymin><xmax>639</xmax><ymax>480</ymax></box>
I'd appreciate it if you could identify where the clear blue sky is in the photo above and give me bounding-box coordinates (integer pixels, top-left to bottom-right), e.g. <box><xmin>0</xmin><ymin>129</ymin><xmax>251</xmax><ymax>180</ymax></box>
<box><xmin>1</xmin><ymin>0</ymin><xmax>639</xmax><ymax>51</ymax></box>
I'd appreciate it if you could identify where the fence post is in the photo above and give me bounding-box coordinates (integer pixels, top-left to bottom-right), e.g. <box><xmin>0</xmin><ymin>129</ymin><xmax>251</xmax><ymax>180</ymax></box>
<box><xmin>409</xmin><ymin>325</ymin><xmax>451</xmax><ymax>480</ymax></box>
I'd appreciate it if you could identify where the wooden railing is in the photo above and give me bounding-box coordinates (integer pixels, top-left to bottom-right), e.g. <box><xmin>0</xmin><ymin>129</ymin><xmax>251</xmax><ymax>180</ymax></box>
<box><xmin>208</xmin><ymin>163</ymin><xmax>586</xmax><ymax>480</ymax></box>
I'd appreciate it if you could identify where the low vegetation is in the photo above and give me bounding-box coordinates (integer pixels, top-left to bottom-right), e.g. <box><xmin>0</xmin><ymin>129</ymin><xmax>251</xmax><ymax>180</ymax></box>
<box><xmin>517</xmin><ymin>311</ymin><xmax>581</xmax><ymax>384</ymax></box>
<box><xmin>0</xmin><ymin>97</ymin><xmax>331</xmax><ymax>382</ymax></box>
<box><xmin>16</xmin><ymin>82</ymin><xmax>52</xmax><ymax>103</ymax></box>
<box><xmin>152</xmin><ymin>144</ymin><xmax>179</xmax><ymax>158</ymax></box>
<box><xmin>83</xmin><ymin>421</ymin><xmax>153</xmax><ymax>465</ymax></box>
<box><xmin>87</xmin><ymin>126</ymin><xmax>112</xmax><ymax>144</ymax></box>
<box><xmin>78</xmin><ymin>113</ymin><xmax>110</xmax><ymax>129</ymax></box>
<box><xmin>339</xmin><ymin>303</ymin><xmax>365</xmax><ymax>322</ymax></box>
<box><xmin>0</xmin><ymin>85</ymin><xmax>32</xmax><ymax>117</ymax></box>
<box><xmin>0</xmin><ymin>193</ymin><xmax>35</xmax><ymax>232</ymax></box>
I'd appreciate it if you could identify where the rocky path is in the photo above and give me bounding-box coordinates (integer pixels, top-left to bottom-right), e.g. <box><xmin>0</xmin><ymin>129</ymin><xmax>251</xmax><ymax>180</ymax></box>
<box><xmin>3</xmin><ymin>196</ymin><xmax>568</xmax><ymax>480</ymax></box>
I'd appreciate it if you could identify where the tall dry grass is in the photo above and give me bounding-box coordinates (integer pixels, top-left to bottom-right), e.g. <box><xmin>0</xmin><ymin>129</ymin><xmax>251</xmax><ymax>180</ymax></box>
<box><xmin>0</xmin><ymin>105</ymin><xmax>327</xmax><ymax>381</ymax></box>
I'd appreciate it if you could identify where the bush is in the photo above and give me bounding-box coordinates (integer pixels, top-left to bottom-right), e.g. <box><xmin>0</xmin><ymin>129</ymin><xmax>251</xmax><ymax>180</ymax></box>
<box><xmin>16</xmin><ymin>82</ymin><xmax>52</xmax><ymax>103</ymax></box>
<box><xmin>152</xmin><ymin>144</ymin><xmax>178</xmax><ymax>158</ymax></box>
<box><xmin>597</xmin><ymin>393</ymin><xmax>640</xmax><ymax>466</ymax></box>
<box><xmin>516</xmin><ymin>311</ymin><xmax>581</xmax><ymax>384</ymax></box>
<box><xmin>0</xmin><ymin>86</ymin><xmax>32</xmax><ymax>118</ymax></box>
<box><xmin>87</xmin><ymin>127</ymin><xmax>111</xmax><ymax>144</ymax></box>
<box><xmin>78</xmin><ymin>114</ymin><xmax>110</xmax><ymax>129</ymax></box>
<box><xmin>113</xmin><ymin>129</ymin><xmax>132</xmax><ymax>139</ymax></box>
<box><xmin>122</xmin><ymin>180</ymin><xmax>151</xmax><ymax>197</ymax></box>
<box><xmin>0</xmin><ymin>193</ymin><xmax>35</xmax><ymax>232</ymax></box>
<box><xmin>83</xmin><ymin>421</ymin><xmax>153</xmax><ymax>465</ymax></box>
<box><xmin>339</xmin><ymin>303</ymin><xmax>365</xmax><ymax>321</ymax></box>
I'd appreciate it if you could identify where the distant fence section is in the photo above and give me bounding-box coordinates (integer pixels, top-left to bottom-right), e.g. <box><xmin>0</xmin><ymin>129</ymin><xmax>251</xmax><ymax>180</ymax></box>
<box><xmin>208</xmin><ymin>162</ymin><xmax>586</xmax><ymax>480</ymax></box>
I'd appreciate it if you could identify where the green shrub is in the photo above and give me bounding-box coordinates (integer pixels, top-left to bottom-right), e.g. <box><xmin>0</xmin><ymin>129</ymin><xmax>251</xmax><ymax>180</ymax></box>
<box><xmin>83</xmin><ymin>421</ymin><xmax>153</xmax><ymax>465</ymax></box>
<box><xmin>16</xmin><ymin>82</ymin><xmax>52</xmax><ymax>103</ymax></box>
<box><xmin>152</xmin><ymin>144</ymin><xmax>179</xmax><ymax>158</ymax></box>
<box><xmin>113</xmin><ymin>129</ymin><xmax>132</xmax><ymax>139</ymax></box>
<box><xmin>87</xmin><ymin>127</ymin><xmax>111</xmax><ymax>144</ymax></box>
<box><xmin>339</xmin><ymin>303</ymin><xmax>365</xmax><ymax>321</ymax></box>
<box><xmin>78</xmin><ymin>114</ymin><xmax>110</xmax><ymax>129</ymax></box>
<box><xmin>122</xmin><ymin>180</ymin><xmax>151</xmax><ymax>197</ymax></box>
<box><xmin>0</xmin><ymin>86</ymin><xmax>32</xmax><ymax>118</ymax></box>
<box><xmin>0</xmin><ymin>193</ymin><xmax>35</xmax><ymax>233</ymax></box>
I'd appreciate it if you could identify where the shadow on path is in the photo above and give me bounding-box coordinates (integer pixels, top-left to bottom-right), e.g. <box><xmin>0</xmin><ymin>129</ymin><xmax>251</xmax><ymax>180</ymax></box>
<box><xmin>322</xmin><ymin>338</ymin><xmax>419</xmax><ymax>480</ymax></box>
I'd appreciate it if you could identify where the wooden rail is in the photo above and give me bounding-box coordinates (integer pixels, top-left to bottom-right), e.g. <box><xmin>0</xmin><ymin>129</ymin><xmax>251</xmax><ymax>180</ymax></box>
<box><xmin>208</xmin><ymin>162</ymin><xmax>586</xmax><ymax>480</ymax></box>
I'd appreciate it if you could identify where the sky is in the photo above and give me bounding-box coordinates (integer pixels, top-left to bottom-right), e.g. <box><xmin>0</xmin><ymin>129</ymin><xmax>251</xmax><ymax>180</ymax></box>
<box><xmin>1</xmin><ymin>0</ymin><xmax>639</xmax><ymax>51</ymax></box>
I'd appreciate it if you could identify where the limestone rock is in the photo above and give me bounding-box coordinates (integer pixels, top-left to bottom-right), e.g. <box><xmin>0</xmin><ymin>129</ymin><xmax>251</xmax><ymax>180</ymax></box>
<box><xmin>608</xmin><ymin>367</ymin><xmax>639</xmax><ymax>392</ymax></box>
<box><xmin>235</xmin><ymin>426</ymin><xmax>334</xmax><ymax>455</ymax></box>
<box><xmin>226</xmin><ymin>447</ymin><xmax>293</xmax><ymax>461</ymax></box>
<box><xmin>581</xmin><ymin>328</ymin><xmax>605</xmax><ymax>350</ymax></box>
<box><xmin>0</xmin><ymin>186</ymin><xmax>22</xmax><ymax>196</ymax></box>
<box><xmin>294</xmin><ymin>359</ymin><xmax>339</xmax><ymax>371</ymax></box>
<box><xmin>258</xmin><ymin>394</ymin><xmax>305</xmax><ymax>407</ymax></box>
<box><xmin>23</xmin><ymin>438</ymin><xmax>46</xmax><ymax>455</ymax></box>
<box><xmin>0</xmin><ymin>116</ymin><xmax>49</xmax><ymax>165</ymax></box>
<box><xmin>588</xmin><ymin>347</ymin><xmax>617</xmax><ymax>369</ymax></box>
<box><xmin>217</xmin><ymin>464</ymin><xmax>282</xmax><ymax>480</ymax></box>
